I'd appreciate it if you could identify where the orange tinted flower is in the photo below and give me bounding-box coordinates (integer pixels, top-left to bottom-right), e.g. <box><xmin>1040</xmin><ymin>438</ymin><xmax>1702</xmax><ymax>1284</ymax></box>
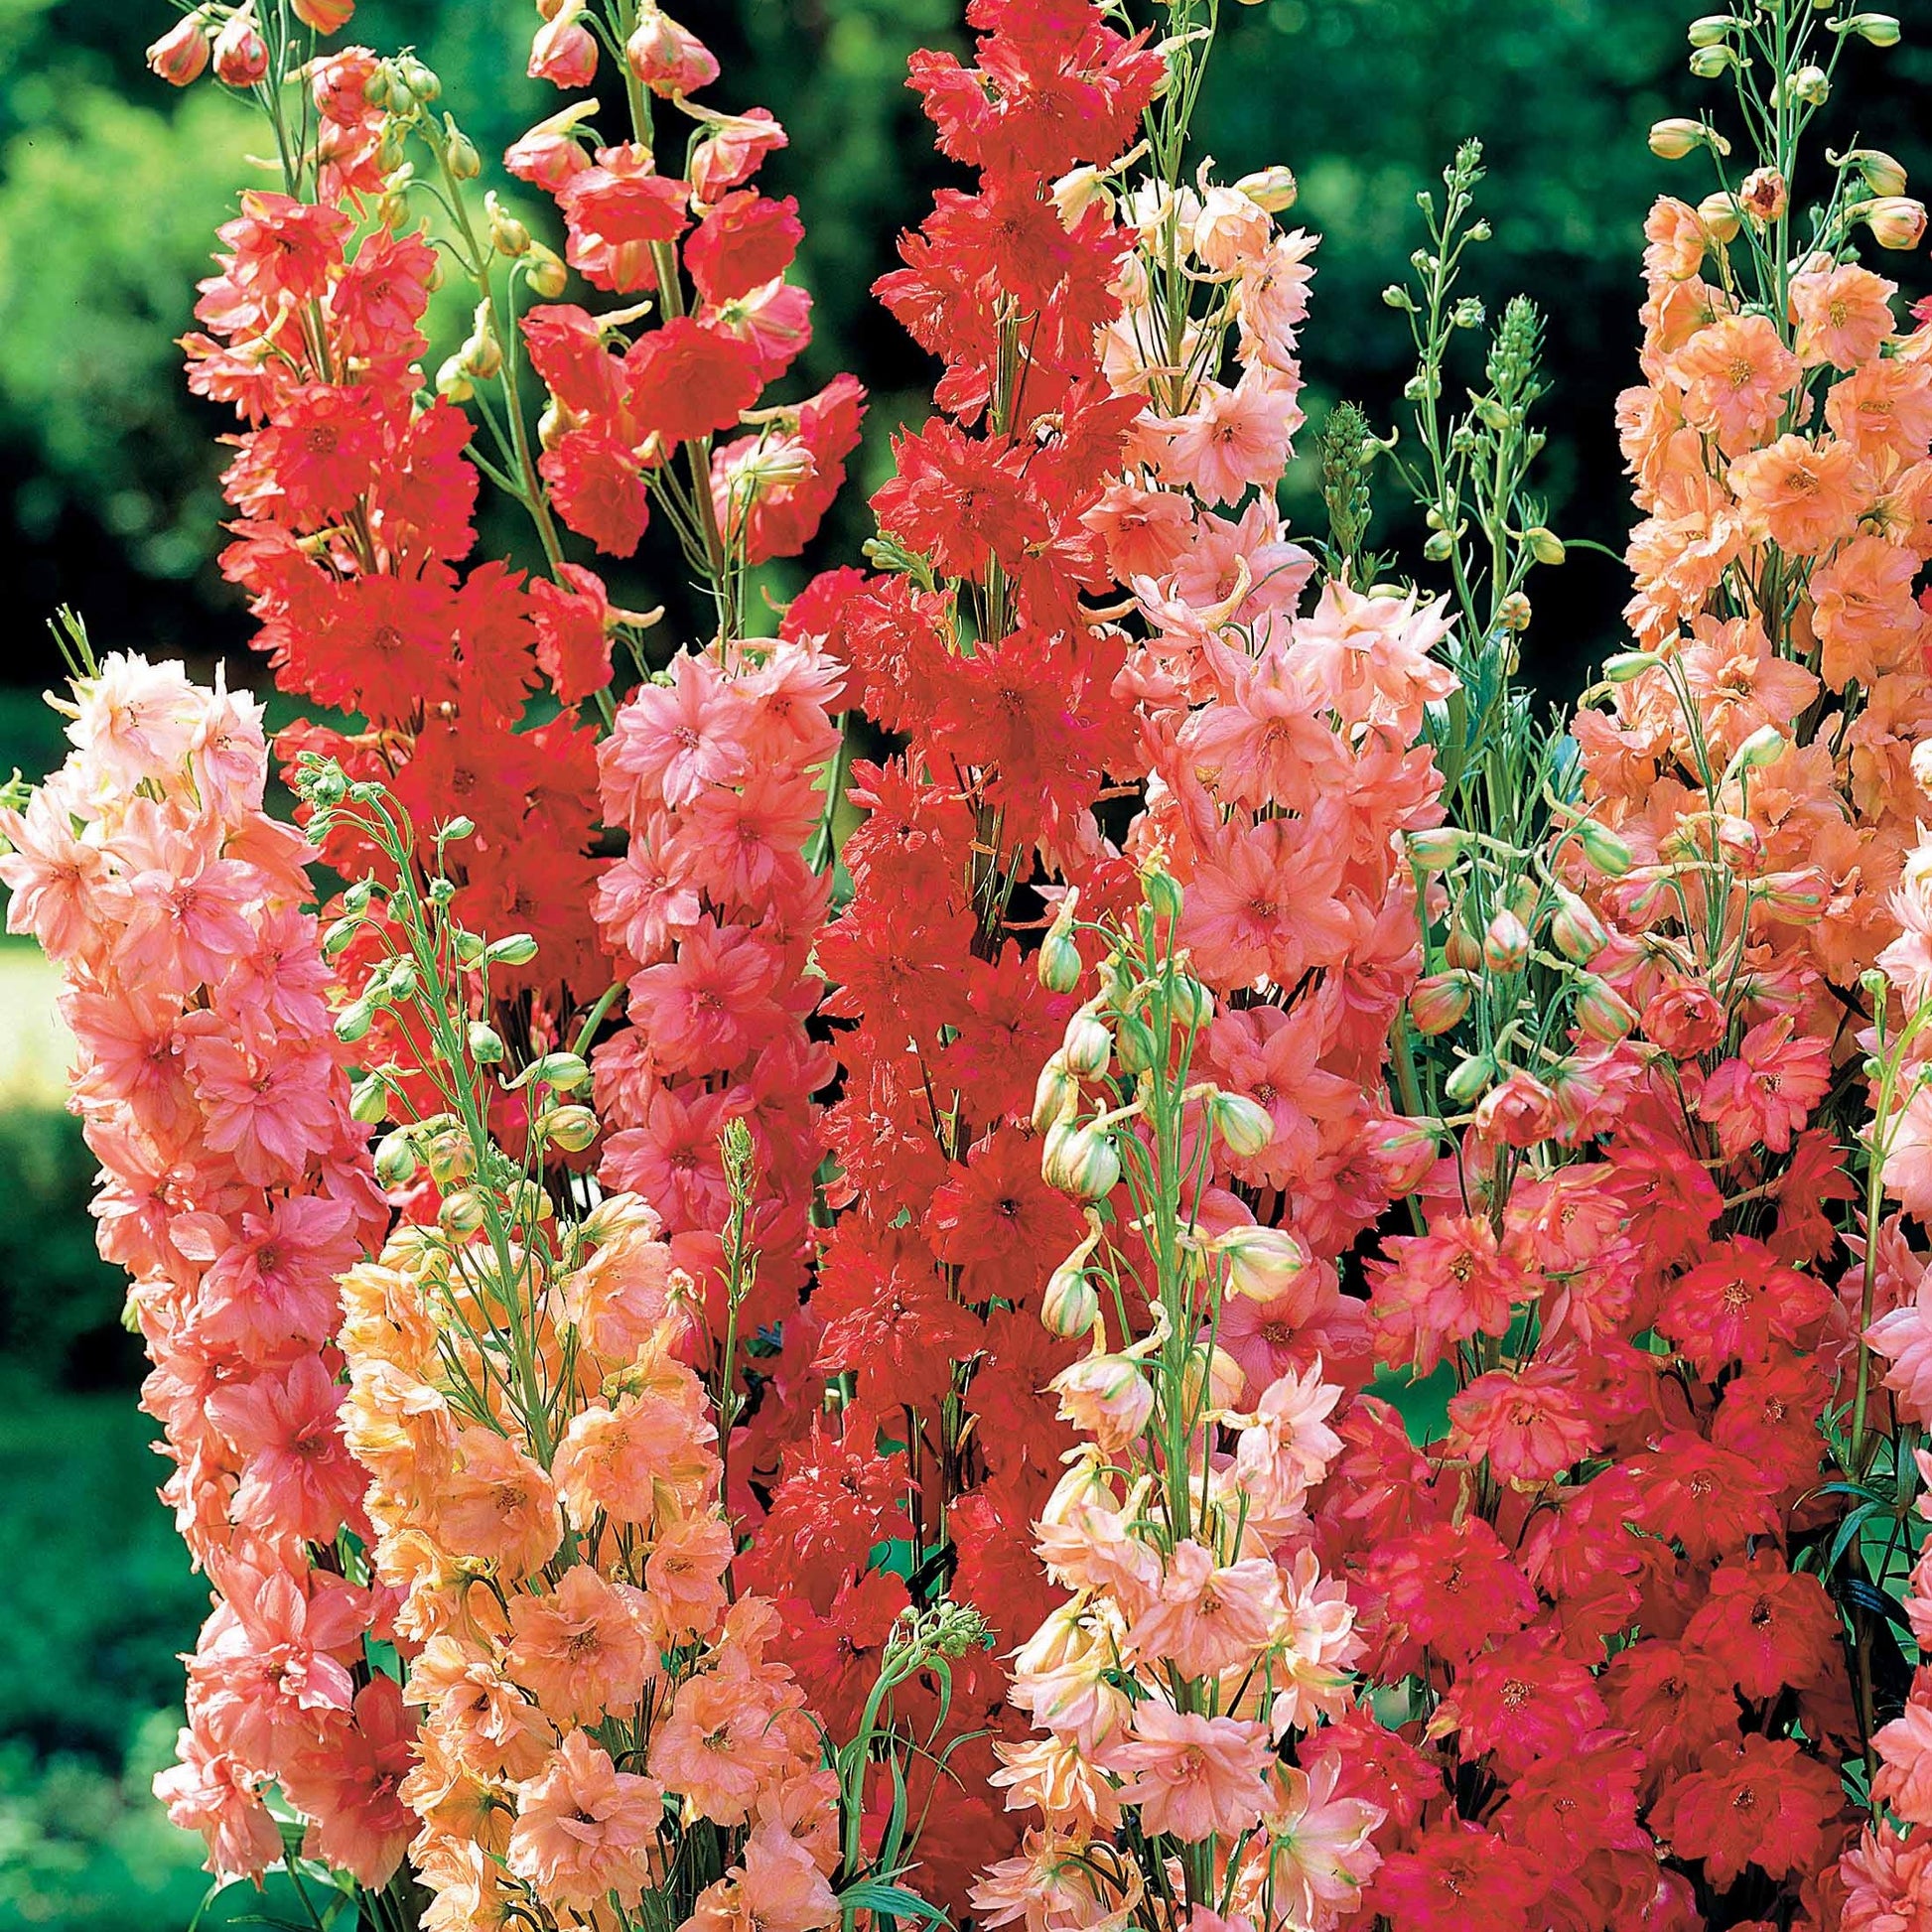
<box><xmin>1791</xmin><ymin>261</ymin><xmax>1896</xmax><ymax>370</ymax></box>
<box><xmin>1669</xmin><ymin>313</ymin><xmax>1801</xmax><ymax>456</ymax></box>
<box><xmin>1728</xmin><ymin>434</ymin><xmax>1863</xmax><ymax>554</ymax></box>
<box><xmin>505</xmin><ymin>1566</ymin><xmax>657</xmax><ymax>1725</ymax></box>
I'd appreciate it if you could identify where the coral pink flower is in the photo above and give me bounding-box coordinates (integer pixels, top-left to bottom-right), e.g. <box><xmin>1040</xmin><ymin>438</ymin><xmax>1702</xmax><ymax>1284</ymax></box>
<box><xmin>685</xmin><ymin>1820</ymin><xmax>840</xmax><ymax>1932</ymax></box>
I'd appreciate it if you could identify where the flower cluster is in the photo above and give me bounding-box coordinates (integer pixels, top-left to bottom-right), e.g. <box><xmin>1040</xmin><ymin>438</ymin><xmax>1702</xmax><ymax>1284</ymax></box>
<box><xmin>0</xmin><ymin>653</ymin><xmax>396</xmax><ymax>1884</ymax></box>
<box><xmin>973</xmin><ymin>877</ymin><xmax>1382</xmax><ymax>1932</ymax></box>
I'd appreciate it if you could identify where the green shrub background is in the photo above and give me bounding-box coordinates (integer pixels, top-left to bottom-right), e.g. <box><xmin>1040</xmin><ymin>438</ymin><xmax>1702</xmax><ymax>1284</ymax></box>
<box><xmin>0</xmin><ymin>2</ymin><xmax>1925</xmax><ymax>1924</ymax></box>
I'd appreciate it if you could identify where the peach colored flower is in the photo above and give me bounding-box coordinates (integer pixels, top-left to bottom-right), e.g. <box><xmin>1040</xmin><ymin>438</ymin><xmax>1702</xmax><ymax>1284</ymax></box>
<box><xmin>1668</xmin><ymin>313</ymin><xmax>1801</xmax><ymax>455</ymax></box>
<box><xmin>1128</xmin><ymin>1539</ymin><xmax>1286</xmax><ymax>1679</ymax></box>
<box><xmin>1812</xmin><ymin>532</ymin><xmax>1925</xmax><ymax>690</ymax></box>
<box><xmin>506</xmin><ymin>1565</ymin><xmax>657</xmax><ymax>1725</ymax></box>
<box><xmin>683</xmin><ymin>1819</ymin><xmax>840</xmax><ymax>1932</ymax></box>
<box><xmin>1262</xmin><ymin>1754</ymin><xmax>1384</xmax><ymax>1925</ymax></box>
<box><xmin>1791</xmin><ymin>261</ymin><xmax>1896</xmax><ymax>371</ymax></box>
<box><xmin>645</xmin><ymin>1510</ymin><xmax>736</xmax><ymax>1638</ymax></box>
<box><xmin>432</xmin><ymin>1428</ymin><xmax>564</xmax><ymax>1581</ymax></box>
<box><xmin>650</xmin><ymin>1667</ymin><xmax>793</xmax><ymax>1826</ymax></box>
<box><xmin>507</xmin><ymin>1728</ymin><xmax>663</xmax><ymax>1910</ymax></box>
<box><xmin>1727</xmin><ymin>434</ymin><xmax>1863</xmax><ymax>555</ymax></box>
<box><xmin>1104</xmin><ymin>1701</ymin><xmax>1273</xmax><ymax>1842</ymax></box>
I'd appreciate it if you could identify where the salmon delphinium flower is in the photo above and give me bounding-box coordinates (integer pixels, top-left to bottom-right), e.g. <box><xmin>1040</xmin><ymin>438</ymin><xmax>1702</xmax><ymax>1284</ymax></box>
<box><xmin>0</xmin><ymin>640</ymin><xmax>396</xmax><ymax>1901</ymax></box>
<box><xmin>977</xmin><ymin>875</ymin><xmax>1382</xmax><ymax>1932</ymax></box>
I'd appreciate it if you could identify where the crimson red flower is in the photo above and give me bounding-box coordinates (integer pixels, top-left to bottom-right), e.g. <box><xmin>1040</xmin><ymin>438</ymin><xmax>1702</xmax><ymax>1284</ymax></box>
<box><xmin>539</xmin><ymin>429</ymin><xmax>650</xmax><ymax>558</ymax></box>
<box><xmin>1650</xmin><ymin>1735</ymin><xmax>1847</xmax><ymax>1887</ymax></box>
<box><xmin>625</xmin><ymin>317</ymin><xmax>763</xmax><ymax>446</ymax></box>
<box><xmin>529</xmin><ymin>565</ymin><xmax>615</xmax><ymax>704</ymax></box>
<box><xmin>928</xmin><ymin>1126</ymin><xmax>1086</xmax><ymax>1306</ymax></box>
<box><xmin>1683</xmin><ymin>1551</ymin><xmax>1840</xmax><ymax>1700</ymax></box>
<box><xmin>1370</xmin><ymin>1819</ymin><xmax>1548</xmax><ymax>1932</ymax></box>
<box><xmin>871</xmin><ymin>417</ymin><xmax>1048</xmax><ymax>580</ymax></box>
<box><xmin>1373</xmin><ymin>1516</ymin><xmax>1539</xmax><ymax>1665</ymax></box>
<box><xmin>686</xmin><ymin>191</ymin><xmax>803</xmax><ymax>304</ymax></box>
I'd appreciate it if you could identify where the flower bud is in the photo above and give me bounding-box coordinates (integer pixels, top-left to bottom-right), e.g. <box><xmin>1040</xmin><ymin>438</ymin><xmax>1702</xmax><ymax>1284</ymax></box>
<box><xmin>1835</xmin><ymin>13</ymin><xmax>1902</xmax><ymax>46</ymax></box>
<box><xmin>529</xmin><ymin>12</ymin><xmax>598</xmax><ymax>88</ymax></box>
<box><xmin>1143</xmin><ymin>866</ymin><xmax>1184</xmax><ymax>924</ymax></box>
<box><xmin>1410</xmin><ymin>972</ymin><xmax>1473</xmax><ymax>1036</ymax></box>
<box><xmin>1550</xmin><ymin>890</ymin><xmax>1608</xmax><ymax>965</ymax></box>
<box><xmin>1041</xmin><ymin>1254</ymin><xmax>1101</xmax><ymax>1338</ymax></box>
<box><xmin>1063</xmin><ymin>1013</ymin><xmax>1112</xmax><ymax>1080</ymax></box>
<box><xmin>625</xmin><ymin>5</ymin><xmax>722</xmax><ymax>95</ymax></box>
<box><xmin>1715</xmin><ymin>815</ymin><xmax>1763</xmax><ymax>871</ymax></box>
<box><xmin>1406</xmin><ymin>827</ymin><xmax>1466</xmax><ymax>872</ymax></box>
<box><xmin>1863</xmin><ymin>197</ymin><xmax>1928</xmax><ymax>250</ymax></box>
<box><xmin>374</xmin><ymin>1132</ymin><xmax>419</xmax><ymax>1188</ymax></box>
<box><xmin>147</xmin><ymin>14</ymin><xmax>211</xmax><ymax>86</ymax></box>
<box><xmin>1482</xmin><ymin>907</ymin><xmax>1532</xmax><ymax>975</ymax></box>
<box><xmin>1698</xmin><ymin>191</ymin><xmax>1744</xmax><ymax>243</ymax></box>
<box><xmin>1686</xmin><ymin>14</ymin><xmax>1738</xmax><ymax>47</ymax></box>
<box><xmin>348</xmin><ymin>1073</ymin><xmax>391</xmax><ymax>1125</ymax></box>
<box><xmin>1212</xmin><ymin>1223</ymin><xmax>1308</xmax><ymax>1302</ymax></box>
<box><xmin>212</xmin><ymin>10</ymin><xmax>270</xmax><ymax>84</ymax></box>
<box><xmin>1575</xmin><ymin>975</ymin><xmax>1639</xmax><ymax>1042</ymax></box>
<box><xmin>445</xmin><ymin>126</ymin><xmax>483</xmax><ymax>182</ymax></box>
<box><xmin>335</xmin><ymin>999</ymin><xmax>375</xmax><ymax>1044</ymax></box>
<box><xmin>293</xmin><ymin>0</ymin><xmax>356</xmax><ymax>30</ymax></box>
<box><xmin>1170</xmin><ymin>975</ymin><xmax>1215</xmax><ymax>1032</ymax></box>
<box><xmin>467</xmin><ymin>1021</ymin><xmax>505</xmax><ymax>1065</ymax></box>
<box><xmin>519</xmin><ymin>1051</ymin><xmax>592</xmax><ymax>1093</ymax></box>
<box><xmin>1034</xmin><ymin>1053</ymin><xmax>1079</xmax><ymax>1135</ymax></box>
<box><xmin>1602</xmin><ymin>650</ymin><xmax>1660</xmax><ymax>683</ymax></box>
<box><xmin>1576</xmin><ymin>821</ymin><xmax>1634</xmax><ymax>877</ymax></box>
<box><xmin>1115</xmin><ymin>1013</ymin><xmax>1158</xmax><ymax>1074</ymax></box>
<box><xmin>523</xmin><ymin>245</ymin><xmax>569</xmax><ymax>299</ymax></box>
<box><xmin>1211</xmin><ymin>1092</ymin><xmax>1276</xmax><ymax>1160</ymax></box>
<box><xmin>438</xmin><ymin>1187</ymin><xmax>489</xmax><ymax>1236</ymax></box>
<box><xmin>1649</xmin><ymin>117</ymin><xmax>1712</xmax><ymax>160</ymax></box>
<box><xmin>1235</xmin><ymin>165</ymin><xmax>1298</xmax><ymax>212</ymax></box>
<box><xmin>484</xmin><ymin>932</ymin><xmax>540</xmax><ymax>966</ymax></box>
<box><xmin>1843</xmin><ymin>148</ymin><xmax>1908</xmax><ymax>198</ymax></box>
<box><xmin>1443</xmin><ymin>921</ymin><xmax>1482</xmax><ymax>972</ymax></box>
<box><xmin>1525</xmin><ymin>526</ymin><xmax>1566</xmax><ymax>566</ymax></box>
<box><xmin>1444</xmin><ymin>1052</ymin><xmax>1496</xmax><ymax>1107</ymax></box>
<box><xmin>1498</xmin><ymin>591</ymin><xmax>1532</xmax><ymax>633</ymax></box>
<box><xmin>1729</xmin><ymin>724</ymin><xmax>1787</xmax><ymax>772</ymax></box>
<box><xmin>540</xmin><ymin>1105</ymin><xmax>600</xmax><ymax>1153</ymax></box>
<box><xmin>1045</xmin><ymin>1123</ymin><xmax>1122</xmax><ymax>1202</ymax></box>
<box><xmin>1689</xmin><ymin>44</ymin><xmax>1739</xmax><ymax>77</ymax></box>
<box><xmin>1038</xmin><ymin>930</ymin><xmax>1083</xmax><ymax>994</ymax></box>
<box><xmin>1787</xmin><ymin>64</ymin><xmax>1830</xmax><ymax>105</ymax></box>
<box><xmin>422</xmin><ymin>1126</ymin><xmax>476</xmax><ymax>1189</ymax></box>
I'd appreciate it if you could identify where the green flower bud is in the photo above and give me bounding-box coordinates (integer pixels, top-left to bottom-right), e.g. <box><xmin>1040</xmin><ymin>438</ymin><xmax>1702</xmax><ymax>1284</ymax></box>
<box><xmin>1444</xmin><ymin>1053</ymin><xmax>1497</xmax><ymax>1107</ymax></box>
<box><xmin>1576</xmin><ymin>821</ymin><xmax>1634</xmax><ymax>877</ymax></box>
<box><xmin>374</xmin><ymin>1132</ymin><xmax>419</xmax><ymax>1188</ymax></box>
<box><xmin>484</xmin><ymin>932</ymin><xmax>539</xmax><ymax>966</ymax></box>
<box><xmin>540</xmin><ymin>1104</ymin><xmax>600</xmax><ymax>1153</ymax></box>
<box><xmin>468</xmin><ymin>1021</ymin><xmax>505</xmax><ymax>1065</ymax></box>
<box><xmin>1212</xmin><ymin>1091</ymin><xmax>1276</xmax><ymax>1160</ymax></box>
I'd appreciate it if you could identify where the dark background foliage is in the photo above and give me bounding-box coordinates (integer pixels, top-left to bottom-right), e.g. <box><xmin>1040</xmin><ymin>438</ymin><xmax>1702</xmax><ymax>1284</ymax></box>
<box><xmin>0</xmin><ymin>2</ymin><xmax>1925</xmax><ymax>1923</ymax></box>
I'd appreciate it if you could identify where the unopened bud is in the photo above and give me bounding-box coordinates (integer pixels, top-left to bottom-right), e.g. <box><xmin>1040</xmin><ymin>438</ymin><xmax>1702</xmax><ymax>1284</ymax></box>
<box><xmin>1033</xmin><ymin>1053</ymin><xmax>1079</xmax><ymax>1134</ymax></box>
<box><xmin>1211</xmin><ymin>1092</ymin><xmax>1276</xmax><ymax>1160</ymax></box>
<box><xmin>1235</xmin><ymin>165</ymin><xmax>1298</xmax><ymax>213</ymax></box>
<box><xmin>1550</xmin><ymin>890</ymin><xmax>1608</xmax><ymax>965</ymax></box>
<box><xmin>445</xmin><ymin>124</ymin><xmax>483</xmax><ymax>182</ymax></box>
<box><xmin>1045</xmin><ymin>1122</ymin><xmax>1122</xmax><ymax>1202</ymax></box>
<box><xmin>1041</xmin><ymin>1252</ymin><xmax>1101</xmax><ymax>1338</ymax></box>
<box><xmin>467</xmin><ymin>1021</ymin><xmax>506</xmax><ymax>1065</ymax></box>
<box><xmin>348</xmin><ymin>1074</ymin><xmax>391</xmax><ymax>1125</ymax></box>
<box><xmin>1410</xmin><ymin>972</ymin><xmax>1474</xmax><ymax>1036</ymax></box>
<box><xmin>1730</xmin><ymin>724</ymin><xmax>1787</xmax><ymax>772</ymax></box>
<box><xmin>1863</xmin><ymin>197</ymin><xmax>1928</xmax><ymax>250</ymax></box>
<box><xmin>1482</xmin><ymin>908</ymin><xmax>1532</xmax><ymax>975</ymax></box>
<box><xmin>1062</xmin><ymin>1013</ymin><xmax>1112</xmax><ymax>1080</ymax></box>
<box><xmin>1525</xmin><ymin>526</ymin><xmax>1566</xmax><ymax>566</ymax></box>
<box><xmin>1834</xmin><ymin>13</ymin><xmax>1901</xmax><ymax>46</ymax></box>
<box><xmin>1143</xmin><ymin>866</ymin><xmax>1184</xmax><ymax>924</ymax></box>
<box><xmin>484</xmin><ymin>932</ymin><xmax>540</xmax><ymax>966</ymax></box>
<box><xmin>1649</xmin><ymin>118</ymin><xmax>1714</xmax><ymax>161</ymax></box>
<box><xmin>1689</xmin><ymin>44</ymin><xmax>1739</xmax><ymax>77</ymax></box>
<box><xmin>1603</xmin><ymin>650</ymin><xmax>1661</xmax><ymax>683</ymax></box>
<box><xmin>523</xmin><ymin>245</ymin><xmax>569</xmax><ymax>299</ymax></box>
<box><xmin>1841</xmin><ymin>148</ymin><xmax>1908</xmax><ymax>198</ymax></box>
<box><xmin>1576</xmin><ymin>820</ymin><xmax>1634</xmax><ymax>877</ymax></box>
<box><xmin>1686</xmin><ymin>14</ymin><xmax>1738</xmax><ymax>47</ymax></box>
<box><xmin>1498</xmin><ymin>591</ymin><xmax>1532</xmax><ymax>633</ymax></box>
<box><xmin>1575</xmin><ymin>975</ymin><xmax>1639</xmax><ymax>1043</ymax></box>
<box><xmin>374</xmin><ymin>1132</ymin><xmax>419</xmax><ymax>1188</ymax></box>
<box><xmin>212</xmin><ymin>10</ymin><xmax>269</xmax><ymax>85</ymax></box>
<box><xmin>486</xmin><ymin>194</ymin><xmax>532</xmax><ymax>256</ymax></box>
<box><xmin>518</xmin><ymin>1051</ymin><xmax>592</xmax><ymax>1093</ymax></box>
<box><xmin>1444</xmin><ymin>1053</ymin><xmax>1497</xmax><ymax>1107</ymax></box>
<box><xmin>147</xmin><ymin>14</ymin><xmax>211</xmax><ymax>86</ymax></box>
<box><xmin>1050</xmin><ymin>166</ymin><xmax>1112</xmax><ymax>225</ymax></box>
<box><xmin>438</xmin><ymin>1187</ymin><xmax>489</xmax><ymax>1235</ymax></box>
<box><xmin>1698</xmin><ymin>191</ymin><xmax>1744</xmax><ymax>243</ymax></box>
<box><xmin>1406</xmin><ymin>827</ymin><xmax>1466</xmax><ymax>872</ymax></box>
<box><xmin>540</xmin><ymin>1104</ymin><xmax>600</xmax><ymax>1152</ymax></box>
<box><xmin>1211</xmin><ymin>1223</ymin><xmax>1308</xmax><ymax>1303</ymax></box>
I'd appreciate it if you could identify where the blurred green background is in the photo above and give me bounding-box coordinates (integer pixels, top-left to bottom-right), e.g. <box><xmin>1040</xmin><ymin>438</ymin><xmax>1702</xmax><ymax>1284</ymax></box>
<box><xmin>0</xmin><ymin>1</ymin><xmax>1926</xmax><ymax>1925</ymax></box>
